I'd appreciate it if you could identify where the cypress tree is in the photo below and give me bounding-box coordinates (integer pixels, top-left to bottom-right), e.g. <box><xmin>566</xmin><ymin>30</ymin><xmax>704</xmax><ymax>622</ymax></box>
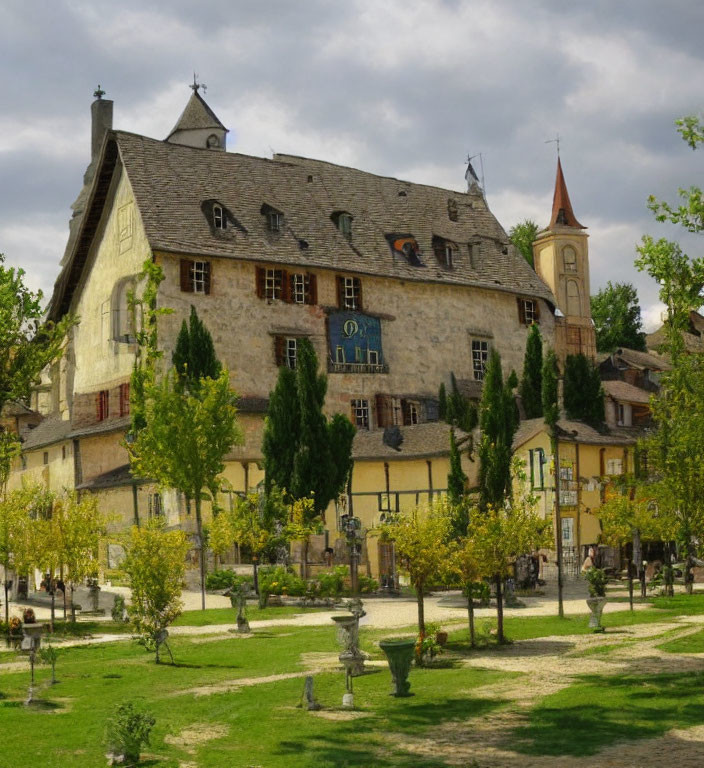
<box><xmin>446</xmin><ymin>372</ymin><xmax>478</xmax><ymax>432</ymax></box>
<box><xmin>520</xmin><ymin>324</ymin><xmax>543</xmax><ymax>419</ymax></box>
<box><xmin>172</xmin><ymin>305</ymin><xmax>221</xmax><ymax>390</ymax></box>
<box><xmin>438</xmin><ymin>382</ymin><xmax>447</xmax><ymax>421</ymax></box>
<box><xmin>478</xmin><ymin>349</ymin><xmax>518</xmax><ymax>512</ymax></box>
<box><xmin>262</xmin><ymin>366</ymin><xmax>300</xmax><ymax>495</ymax></box>
<box><xmin>563</xmin><ymin>354</ymin><xmax>605</xmax><ymax>427</ymax></box>
<box><xmin>542</xmin><ymin>349</ymin><xmax>559</xmax><ymax>429</ymax></box>
<box><xmin>447</xmin><ymin>429</ymin><xmax>469</xmax><ymax>538</ymax></box>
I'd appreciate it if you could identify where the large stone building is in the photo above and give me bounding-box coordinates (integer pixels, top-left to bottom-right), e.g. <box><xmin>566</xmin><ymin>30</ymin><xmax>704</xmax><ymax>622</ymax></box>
<box><xmin>9</xmin><ymin>87</ymin><xmax>599</xmax><ymax>579</ymax></box>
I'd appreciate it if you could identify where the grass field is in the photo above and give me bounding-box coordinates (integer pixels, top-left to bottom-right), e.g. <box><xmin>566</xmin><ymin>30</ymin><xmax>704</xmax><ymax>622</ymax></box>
<box><xmin>2</xmin><ymin>593</ymin><xmax>704</xmax><ymax>766</ymax></box>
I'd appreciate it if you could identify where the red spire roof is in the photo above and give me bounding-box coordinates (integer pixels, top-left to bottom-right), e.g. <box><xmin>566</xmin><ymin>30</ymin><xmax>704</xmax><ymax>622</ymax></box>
<box><xmin>549</xmin><ymin>157</ymin><xmax>585</xmax><ymax>229</ymax></box>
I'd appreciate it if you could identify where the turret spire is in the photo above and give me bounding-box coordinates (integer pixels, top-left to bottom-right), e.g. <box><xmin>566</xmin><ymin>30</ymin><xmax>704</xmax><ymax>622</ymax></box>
<box><xmin>549</xmin><ymin>157</ymin><xmax>585</xmax><ymax>229</ymax></box>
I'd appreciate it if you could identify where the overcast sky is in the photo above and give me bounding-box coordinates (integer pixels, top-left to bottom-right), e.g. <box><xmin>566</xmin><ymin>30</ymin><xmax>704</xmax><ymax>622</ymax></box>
<box><xmin>1</xmin><ymin>0</ymin><xmax>702</xmax><ymax>329</ymax></box>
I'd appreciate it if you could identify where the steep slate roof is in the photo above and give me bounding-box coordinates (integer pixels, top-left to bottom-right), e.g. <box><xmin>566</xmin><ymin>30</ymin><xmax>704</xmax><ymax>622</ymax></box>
<box><xmin>613</xmin><ymin>347</ymin><xmax>671</xmax><ymax>371</ymax></box>
<box><xmin>166</xmin><ymin>91</ymin><xmax>227</xmax><ymax>139</ymax></box>
<box><xmin>21</xmin><ymin>417</ymin><xmax>72</xmax><ymax>450</ymax></box>
<box><xmin>513</xmin><ymin>417</ymin><xmax>641</xmax><ymax>449</ymax></box>
<box><xmin>549</xmin><ymin>158</ymin><xmax>585</xmax><ymax>229</ymax></box>
<box><xmin>602</xmin><ymin>380</ymin><xmax>652</xmax><ymax>405</ymax></box>
<box><xmin>77</xmin><ymin>463</ymin><xmax>149</xmax><ymax>491</ymax></box>
<box><xmin>352</xmin><ymin>422</ymin><xmax>469</xmax><ymax>461</ymax></box>
<box><xmin>49</xmin><ymin>130</ymin><xmax>555</xmax><ymax>320</ymax></box>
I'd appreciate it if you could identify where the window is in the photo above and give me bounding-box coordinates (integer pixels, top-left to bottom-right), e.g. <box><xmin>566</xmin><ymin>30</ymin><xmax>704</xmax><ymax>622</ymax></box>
<box><xmin>471</xmin><ymin>339</ymin><xmax>489</xmax><ymax>381</ymax></box>
<box><xmin>268</xmin><ymin>212</ymin><xmax>283</xmax><ymax>232</ymax></box>
<box><xmin>207</xmin><ymin>134</ymin><xmax>220</xmax><ymax>149</ymax></box>
<box><xmin>336</xmin><ymin>346</ymin><xmax>345</xmax><ymax>363</ymax></box>
<box><xmin>351</xmin><ymin>399</ymin><xmax>370</xmax><ymax>429</ymax></box>
<box><xmin>96</xmin><ymin>390</ymin><xmax>109</xmax><ymax>421</ymax></box>
<box><xmin>518</xmin><ymin>298</ymin><xmax>539</xmax><ymax>325</ymax></box>
<box><xmin>563</xmin><ymin>246</ymin><xmax>577</xmax><ymax>273</ymax></box>
<box><xmin>148</xmin><ymin>493</ymin><xmax>163</xmax><ymax>518</ymax></box>
<box><xmin>179</xmin><ymin>259</ymin><xmax>211</xmax><ymax>294</ymax></box>
<box><xmin>561</xmin><ymin>517</ymin><xmax>574</xmax><ymax>545</ymax></box>
<box><xmin>529</xmin><ymin>448</ymin><xmax>545</xmax><ymax>489</ymax></box>
<box><xmin>403</xmin><ymin>400</ymin><xmax>420</xmax><ymax>425</ymax></box>
<box><xmin>337</xmin><ymin>276</ymin><xmax>363</xmax><ymax>310</ymax></box>
<box><xmin>256</xmin><ymin>267</ymin><xmax>316</xmax><ymax>304</ymax></box>
<box><xmin>265</xmin><ymin>269</ymin><xmax>284</xmax><ymax>300</ymax></box>
<box><xmin>290</xmin><ymin>273</ymin><xmax>317</xmax><ymax>305</ymax></box>
<box><xmin>274</xmin><ymin>336</ymin><xmax>298</xmax><ymax>369</ymax></box>
<box><xmin>43</xmin><ymin>451</ymin><xmax>49</xmax><ymax>465</ymax></box>
<box><xmin>112</xmin><ymin>277</ymin><xmax>136</xmax><ymax>342</ymax></box>
<box><xmin>119</xmin><ymin>383</ymin><xmax>130</xmax><ymax>417</ymax></box>
<box><xmin>432</xmin><ymin>236</ymin><xmax>455</xmax><ymax>268</ymax></box>
<box><xmin>213</xmin><ymin>205</ymin><xmax>226</xmax><ymax>230</ymax></box>
<box><xmin>368</xmin><ymin>349</ymin><xmax>379</xmax><ymax>366</ymax></box>
<box><xmin>333</xmin><ymin>212</ymin><xmax>353</xmax><ymax>240</ymax></box>
<box><xmin>606</xmin><ymin>458</ymin><xmax>623</xmax><ymax>476</ymax></box>
<box><xmin>617</xmin><ymin>403</ymin><xmax>625</xmax><ymax>426</ymax></box>
<box><xmin>62</xmin><ymin>445</ymin><xmax>67</xmax><ymax>461</ymax></box>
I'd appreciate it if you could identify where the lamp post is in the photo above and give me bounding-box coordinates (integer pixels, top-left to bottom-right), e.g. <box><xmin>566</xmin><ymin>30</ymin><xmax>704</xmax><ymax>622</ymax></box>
<box><xmin>340</xmin><ymin>513</ymin><xmax>362</xmax><ymax>596</ymax></box>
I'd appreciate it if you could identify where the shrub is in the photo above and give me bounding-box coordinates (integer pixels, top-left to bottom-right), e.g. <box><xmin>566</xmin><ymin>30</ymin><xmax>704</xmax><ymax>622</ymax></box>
<box><xmin>416</xmin><ymin>621</ymin><xmax>444</xmax><ymax>665</ymax></box>
<box><xmin>111</xmin><ymin>595</ymin><xmax>128</xmax><ymax>623</ymax></box>
<box><xmin>317</xmin><ymin>566</ymin><xmax>349</xmax><ymax>597</ymax></box>
<box><xmin>8</xmin><ymin>616</ymin><xmax>22</xmax><ymax>634</ymax></box>
<box><xmin>105</xmin><ymin>701</ymin><xmax>155</xmax><ymax>767</ymax></box>
<box><xmin>258</xmin><ymin>566</ymin><xmax>306</xmax><ymax>597</ymax></box>
<box><xmin>205</xmin><ymin>569</ymin><xmax>252</xmax><ymax>591</ymax></box>
<box><xmin>22</xmin><ymin>607</ymin><xmax>36</xmax><ymax>624</ymax></box>
<box><xmin>358</xmin><ymin>575</ymin><xmax>378</xmax><ymax>594</ymax></box>
<box><xmin>585</xmin><ymin>567</ymin><xmax>608</xmax><ymax>598</ymax></box>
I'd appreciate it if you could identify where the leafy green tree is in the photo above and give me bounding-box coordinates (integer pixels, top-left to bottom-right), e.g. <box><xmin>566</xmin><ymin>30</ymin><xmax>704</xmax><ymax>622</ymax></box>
<box><xmin>509</xmin><ymin>219</ymin><xmax>539</xmax><ymax>268</ymax></box>
<box><xmin>381</xmin><ymin>498</ymin><xmax>452</xmax><ymax>639</ymax></box>
<box><xmin>123</xmin><ymin>519</ymin><xmax>190</xmax><ymax>663</ymax></box>
<box><xmin>129</xmin><ymin>369</ymin><xmax>242</xmax><ymax>611</ymax></box>
<box><xmin>590</xmin><ymin>282</ymin><xmax>646</xmax><ymax>352</ymax></box>
<box><xmin>284</xmin><ymin>496</ymin><xmax>323</xmax><ymax>580</ymax></box>
<box><xmin>450</xmin><ymin>533</ymin><xmax>482</xmax><ymax>647</ymax></box>
<box><xmin>520</xmin><ymin>324</ymin><xmax>543</xmax><ymax>418</ymax></box>
<box><xmin>478</xmin><ymin>349</ymin><xmax>518</xmax><ymax>512</ymax></box>
<box><xmin>563</xmin><ymin>354</ymin><xmax>604</xmax><ymax>427</ymax></box>
<box><xmin>172</xmin><ymin>305</ymin><xmax>221</xmax><ymax>390</ymax></box>
<box><xmin>263</xmin><ymin>339</ymin><xmax>355</xmax><ymax>518</ymax></box>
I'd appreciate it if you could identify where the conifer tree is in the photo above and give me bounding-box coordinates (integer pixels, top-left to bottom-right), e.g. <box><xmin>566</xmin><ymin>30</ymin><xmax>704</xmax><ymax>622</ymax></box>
<box><xmin>563</xmin><ymin>354</ymin><xmax>605</xmax><ymax>427</ymax></box>
<box><xmin>478</xmin><ymin>350</ymin><xmax>518</xmax><ymax>512</ymax></box>
<box><xmin>438</xmin><ymin>382</ymin><xmax>447</xmax><ymax>421</ymax></box>
<box><xmin>520</xmin><ymin>324</ymin><xmax>543</xmax><ymax>419</ymax></box>
<box><xmin>262</xmin><ymin>366</ymin><xmax>300</xmax><ymax>495</ymax></box>
<box><xmin>445</xmin><ymin>372</ymin><xmax>478</xmax><ymax>432</ymax></box>
<box><xmin>172</xmin><ymin>305</ymin><xmax>221</xmax><ymax>390</ymax></box>
<box><xmin>542</xmin><ymin>349</ymin><xmax>559</xmax><ymax>429</ymax></box>
<box><xmin>447</xmin><ymin>429</ymin><xmax>469</xmax><ymax>538</ymax></box>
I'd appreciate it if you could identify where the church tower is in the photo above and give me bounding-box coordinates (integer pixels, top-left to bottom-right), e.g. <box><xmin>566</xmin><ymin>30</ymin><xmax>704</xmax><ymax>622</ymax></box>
<box><xmin>166</xmin><ymin>80</ymin><xmax>228</xmax><ymax>151</ymax></box>
<box><xmin>533</xmin><ymin>158</ymin><xmax>596</xmax><ymax>362</ymax></box>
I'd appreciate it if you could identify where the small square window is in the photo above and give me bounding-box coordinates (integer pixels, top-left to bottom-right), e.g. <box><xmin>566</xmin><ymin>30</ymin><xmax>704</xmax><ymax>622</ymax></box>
<box><xmin>265</xmin><ymin>269</ymin><xmax>284</xmax><ymax>300</ymax></box>
<box><xmin>520</xmin><ymin>299</ymin><xmax>538</xmax><ymax>325</ymax></box>
<box><xmin>471</xmin><ymin>339</ymin><xmax>489</xmax><ymax>381</ymax></box>
<box><xmin>352</xmin><ymin>399</ymin><xmax>370</xmax><ymax>430</ymax></box>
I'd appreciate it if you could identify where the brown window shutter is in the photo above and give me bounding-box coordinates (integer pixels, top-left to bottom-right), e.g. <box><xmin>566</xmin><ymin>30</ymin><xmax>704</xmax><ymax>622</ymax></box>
<box><xmin>307</xmin><ymin>273</ymin><xmax>317</xmax><ymax>305</ymax></box>
<box><xmin>203</xmin><ymin>262</ymin><xmax>212</xmax><ymax>295</ymax></box>
<box><xmin>401</xmin><ymin>399</ymin><xmax>412</xmax><ymax>426</ymax></box>
<box><xmin>289</xmin><ymin>273</ymin><xmax>296</xmax><ymax>302</ymax></box>
<box><xmin>180</xmin><ymin>259</ymin><xmax>194</xmax><ymax>292</ymax></box>
<box><xmin>255</xmin><ymin>267</ymin><xmax>265</xmax><ymax>299</ymax></box>
<box><xmin>337</xmin><ymin>276</ymin><xmax>345</xmax><ymax>309</ymax></box>
<box><xmin>517</xmin><ymin>297</ymin><xmax>525</xmax><ymax>324</ymax></box>
<box><xmin>534</xmin><ymin>300</ymin><xmax>540</xmax><ymax>323</ymax></box>
<box><xmin>356</xmin><ymin>278</ymin><xmax>363</xmax><ymax>311</ymax></box>
<box><xmin>281</xmin><ymin>270</ymin><xmax>290</xmax><ymax>302</ymax></box>
<box><xmin>96</xmin><ymin>393</ymin><xmax>101</xmax><ymax>421</ymax></box>
<box><xmin>274</xmin><ymin>336</ymin><xmax>285</xmax><ymax>367</ymax></box>
<box><xmin>104</xmin><ymin>391</ymin><xmax>109</xmax><ymax>419</ymax></box>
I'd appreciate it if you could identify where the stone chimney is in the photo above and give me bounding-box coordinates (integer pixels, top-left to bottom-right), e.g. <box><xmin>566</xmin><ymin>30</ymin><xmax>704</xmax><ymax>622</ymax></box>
<box><xmin>91</xmin><ymin>87</ymin><xmax>113</xmax><ymax>161</ymax></box>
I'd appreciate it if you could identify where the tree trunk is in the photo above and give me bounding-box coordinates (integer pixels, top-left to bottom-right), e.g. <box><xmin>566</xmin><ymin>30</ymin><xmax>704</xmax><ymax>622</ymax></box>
<box><xmin>627</xmin><ymin>560</ymin><xmax>634</xmax><ymax>611</ymax></box>
<box><xmin>416</xmin><ymin>583</ymin><xmax>426</xmax><ymax>638</ymax></box>
<box><xmin>195</xmin><ymin>493</ymin><xmax>206</xmax><ymax>611</ymax></box>
<box><xmin>300</xmin><ymin>539</ymin><xmax>309</xmax><ymax>581</ymax></box>
<box><xmin>553</xmin><ymin>436</ymin><xmax>564</xmax><ymax>619</ymax></box>
<box><xmin>62</xmin><ymin>584</ymin><xmax>67</xmax><ymax>620</ymax></box>
<box><xmin>252</xmin><ymin>558</ymin><xmax>259</xmax><ymax>595</ymax></box>
<box><xmin>70</xmin><ymin>583</ymin><xmax>76</xmax><ymax>623</ymax></box>
<box><xmin>4</xmin><ymin>581</ymin><xmax>8</xmax><ymax>627</ymax></box>
<box><xmin>495</xmin><ymin>576</ymin><xmax>504</xmax><ymax>643</ymax></box>
<box><xmin>50</xmin><ymin>589</ymin><xmax>55</xmax><ymax>632</ymax></box>
<box><xmin>467</xmin><ymin>583</ymin><xmax>475</xmax><ymax>648</ymax></box>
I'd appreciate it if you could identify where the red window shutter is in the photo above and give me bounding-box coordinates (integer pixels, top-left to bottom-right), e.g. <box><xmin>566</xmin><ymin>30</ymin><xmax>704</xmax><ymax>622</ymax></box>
<box><xmin>356</xmin><ymin>278</ymin><xmax>363</xmax><ymax>311</ymax></box>
<box><xmin>281</xmin><ymin>270</ymin><xmax>290</xmax><ymax>302</ymax></box>
<box><xmin>274</xmin><ymin>336</ymin><xmax>285</xmax><ymax>367</ymax></box>
<box><xmin>180</xmin><ymin>259</ymin><xmax>194</xmax><ymax>292</ymax></box>
<box><xmin>307</xmin><ymin>273</ymin><xmax>317</xmax><ymax>305</ymax></box>
<box><xmin>337</xmin><ymin>276</ymin><xmax>345</xmax><ymax>309</ymax></box>
<box><xmin>203</xmin><ymin>262</ymin><xmax>212</xmax><ymax>295</ymax></box>
<box><xmin>517</xmin><ymin>297</ymin><xmax>525</xmax><ymax>324</ymax></box>
<box><xmin>104</xmin><ymin>391</ymin><xmax>109</xmax><ymax>419</ymax></box>
<box><xmin>255</xmin><ymin>266</ymin><xmax>266</xmax><ymax>299</ymax></box>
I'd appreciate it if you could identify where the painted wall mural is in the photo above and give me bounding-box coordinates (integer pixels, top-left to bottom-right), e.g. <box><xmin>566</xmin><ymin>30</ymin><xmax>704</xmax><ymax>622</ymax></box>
<box><xmin>328</xmin><ymin>311</ymin><xmax>385</xmax><ymax>370</ymax></box>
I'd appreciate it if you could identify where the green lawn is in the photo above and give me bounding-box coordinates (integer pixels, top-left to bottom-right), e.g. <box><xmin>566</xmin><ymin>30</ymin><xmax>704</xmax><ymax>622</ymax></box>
<box><xmin>174</xmin><ymin>604</ymin><xmax>327</xmax><ymax>626</ymax></box>
<box><xmin>657</xmin><ymin>627</ymin><xmax>704</xmax><ymax>654</ymax></box>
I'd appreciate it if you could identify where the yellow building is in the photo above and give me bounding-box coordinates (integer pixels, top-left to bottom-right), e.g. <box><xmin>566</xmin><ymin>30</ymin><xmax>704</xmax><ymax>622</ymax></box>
<box><xmin>513</xmin><ymin>417</ymin><xmax>638</xmax><ymax>574</ymax></box>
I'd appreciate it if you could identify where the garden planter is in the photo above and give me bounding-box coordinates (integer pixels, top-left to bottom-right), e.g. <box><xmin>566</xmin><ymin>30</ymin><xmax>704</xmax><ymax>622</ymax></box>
<box><xmin>586</xmin><ymin>597</ymin><xmax>607</xmax><ymax>632</ymax></box>
<box><xmin>332</xmin><ymin>614</ymin><xmax>365</xmax><ymax>676</ymax></box>
<box><xmin>379</xmin><ymin>638</ymin><xmax>416</xmax><ymax>697</ymax></box>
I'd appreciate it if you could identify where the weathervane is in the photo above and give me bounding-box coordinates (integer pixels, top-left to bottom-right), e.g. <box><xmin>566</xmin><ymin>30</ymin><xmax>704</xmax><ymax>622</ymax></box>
<box><xmin>545</xmin><ymin>134</ymin><xmax>561</xmax><ymax>157</ymax></box>
<box><xmin>190</xmin><ymin>73</ymin><xmax>207</xmax><ymax>94</ymax></box>
<box><xmin>93</xmin><ymin>84</ymin><xmax>106</xmax><ymax>100</ymax></box>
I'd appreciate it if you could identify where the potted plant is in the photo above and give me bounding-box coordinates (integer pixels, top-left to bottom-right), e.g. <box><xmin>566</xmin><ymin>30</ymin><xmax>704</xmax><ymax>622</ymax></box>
<box><xmin>584</xmin><ymin>567</ymin><xmax>608</xmax><ymax>632</ymax></box>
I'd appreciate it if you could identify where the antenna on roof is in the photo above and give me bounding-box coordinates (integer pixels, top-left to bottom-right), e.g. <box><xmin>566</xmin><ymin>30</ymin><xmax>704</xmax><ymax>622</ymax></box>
<box><xmin>190</xmin><ymin>73</ymin><xmax>207</xmax><ymax>94</ymax></box>
<box><xmin>545</xmin><ymin>133</ymin><xmax>561</xmax><ymax>157</ymax></box>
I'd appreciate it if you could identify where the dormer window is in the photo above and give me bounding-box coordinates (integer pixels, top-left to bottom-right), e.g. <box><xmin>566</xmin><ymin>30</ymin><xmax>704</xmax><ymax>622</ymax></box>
<box><xmin>563</xmin><ymin>246</ymin><xmax>577</xmax><ymax>273</ymax></box>
<box><xmin>332</xmin><ymin>211</ymin><xmax>353</xmax><ymax>240</ymax></box>
<box><xmin>207</xmin><ymin>134</ymin><xmax>220</xmax><ymax>149</ymax></box>
<box><xmin>213</xmin><ymin>205</ymin><xmax>226</xmax><ymax>230</ymax></box>
<box><xmin>261</xmin><ymin>204</ymin><xmax>284</xmax><ymax>233</ymax></box>
<box><xmin>432</xmin><ymin>236</ymin><xmax>455</xmax><ymax>269</ymax></box>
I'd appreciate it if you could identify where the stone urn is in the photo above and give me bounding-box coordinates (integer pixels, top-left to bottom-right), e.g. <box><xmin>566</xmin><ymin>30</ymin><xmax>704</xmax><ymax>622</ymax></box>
<box><xmin>21</xmin><ymin>622</ymin><xmax>44</xmax><ymax>652</ymax></box>
<box><xmin>586</xmin><ymin>596</ymin><xmax>607</xmax><ymax>632</ymax></box>
<box><xmin>379</xmin><ymin>638</ymin><xmax>416</xmax><ymax>697</ymax></box>
<box><xmin>332</xmin><ymin>614</ymin><xmax>365</xmax><ymax>676</ymax></box>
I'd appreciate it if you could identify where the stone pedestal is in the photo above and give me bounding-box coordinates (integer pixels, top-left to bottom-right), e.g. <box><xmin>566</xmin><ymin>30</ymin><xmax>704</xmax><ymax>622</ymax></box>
<box><xmin>587</xmin><ymin>597</ymin><xmax>607</xmax><ymax>632</ymax></box>
<box><xmin>332</xmin><ymin>614</ymin><xmax>365</xmax><ymax>676</ymax></box>
<box><xmin>379</xmin><ymin>638</ymin><xmax>415</xmax><ymax>697</ymax></box>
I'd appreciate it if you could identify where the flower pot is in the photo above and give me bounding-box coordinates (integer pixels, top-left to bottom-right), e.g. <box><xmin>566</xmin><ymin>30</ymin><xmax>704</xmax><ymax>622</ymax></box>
<box><xmin>379</xmin><ymin>638</ymin><xmax>416</xmax><ymax>697</ymax></box>
<box><xmin>586</xmin><ymin>596</ymin><xmax>607</xmax><ymax>632</ymax></box>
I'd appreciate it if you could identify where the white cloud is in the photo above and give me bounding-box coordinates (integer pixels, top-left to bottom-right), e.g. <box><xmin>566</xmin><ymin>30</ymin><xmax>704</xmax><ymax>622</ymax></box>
<box><xmin>0</xmin><ymin>220</ymin><xmax>66</xmax><ymax>299</ymax></box>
